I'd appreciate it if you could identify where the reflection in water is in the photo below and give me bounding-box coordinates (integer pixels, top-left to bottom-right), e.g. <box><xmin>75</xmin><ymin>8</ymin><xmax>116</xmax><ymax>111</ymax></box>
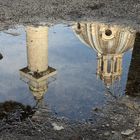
<box><xmin>73</xmin><ymin>22</ymin><xmax>136</xmax><ymax>87</ymax></box>
<box><xmin>126</xmin><ymin>33</ymin><xmax>140</xmax><ymax>96</ymax></box>
<box><xmin>19</xmin><ymin>26</ymin><xmax>57</xmax><ymax>107</ymax></box>
<box><xmin>0</xmin><ymin>23</ymin><xmax>136</xmax><ymax>120</ymax></box>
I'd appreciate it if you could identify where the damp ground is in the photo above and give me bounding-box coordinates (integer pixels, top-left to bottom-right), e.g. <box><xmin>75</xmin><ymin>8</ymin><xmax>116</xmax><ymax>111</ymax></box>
<box><xmin>1</xmin><ymin>0</ymin><xmax>140</xmax><ymax>30</ymax></box>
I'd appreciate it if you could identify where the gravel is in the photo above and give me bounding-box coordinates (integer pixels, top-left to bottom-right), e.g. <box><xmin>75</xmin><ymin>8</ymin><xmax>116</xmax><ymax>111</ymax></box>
<box><xmin>0</xmin><ymin>0</ymin><xmax>140</xmax><ymax>30</ymax></box>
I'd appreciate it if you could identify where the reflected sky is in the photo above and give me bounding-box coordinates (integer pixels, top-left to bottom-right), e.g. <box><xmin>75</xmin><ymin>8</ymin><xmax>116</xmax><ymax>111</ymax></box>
<box><xmin>0</xmin><ymin>24</ymin><xmax>133</xmax><ymax>120</ymax></box>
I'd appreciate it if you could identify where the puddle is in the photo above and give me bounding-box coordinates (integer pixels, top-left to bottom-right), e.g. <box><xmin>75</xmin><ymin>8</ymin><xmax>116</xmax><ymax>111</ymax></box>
<box><xmin>0</xmin><ymin>22</ymin><xmax>136</xmax><ymax>121</ymax></box>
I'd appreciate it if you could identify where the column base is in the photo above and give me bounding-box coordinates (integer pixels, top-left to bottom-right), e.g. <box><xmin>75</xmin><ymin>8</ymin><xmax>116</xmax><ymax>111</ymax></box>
<box><xmin>19</xmin><ymin>66</ymin><xmax>57</xmax><ymax>83</ymax></box>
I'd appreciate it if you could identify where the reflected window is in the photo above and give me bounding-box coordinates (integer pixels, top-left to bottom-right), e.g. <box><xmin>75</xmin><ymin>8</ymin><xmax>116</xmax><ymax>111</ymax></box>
<box><xmin>107</xmin><ymin>60</ymin><xmax>111</xmax><ymax>73</ymax></box>
<box><xmin>114</xmin><ymin>59</ymin><xmax>117</xmax><ymax>72</ymax></box>
<box><xmin>105</xmin><ymin>29</ymin><xmax>112</xmax><ymax>36</ymax></box>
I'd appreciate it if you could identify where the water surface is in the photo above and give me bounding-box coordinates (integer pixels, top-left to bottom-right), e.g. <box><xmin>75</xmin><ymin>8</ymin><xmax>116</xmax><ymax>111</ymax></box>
<box><xmin>0</xmin><ymin>24</ymin><xmax>134</xmax><ymax>120</ymax></box>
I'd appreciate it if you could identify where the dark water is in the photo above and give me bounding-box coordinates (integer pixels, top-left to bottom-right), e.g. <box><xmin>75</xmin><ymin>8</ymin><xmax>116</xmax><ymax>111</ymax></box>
<box><xmin>0</xmin><ymin>24</ymin><xmax>134</xmax><ymax>120</ymax></box>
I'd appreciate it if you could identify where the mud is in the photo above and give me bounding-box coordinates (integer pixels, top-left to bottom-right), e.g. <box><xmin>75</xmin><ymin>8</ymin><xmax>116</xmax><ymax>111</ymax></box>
<box><xmin>0</xmin><ymin>96</ymin><xmax>140</xmax><ymax>140</ymax></box>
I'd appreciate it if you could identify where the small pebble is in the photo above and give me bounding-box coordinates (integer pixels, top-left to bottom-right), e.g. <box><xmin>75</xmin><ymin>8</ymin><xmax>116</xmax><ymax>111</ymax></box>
<box><xmin>121</xmin><ymin>129</ymin><xmax>135</xmax><ymax>136</ymax></box>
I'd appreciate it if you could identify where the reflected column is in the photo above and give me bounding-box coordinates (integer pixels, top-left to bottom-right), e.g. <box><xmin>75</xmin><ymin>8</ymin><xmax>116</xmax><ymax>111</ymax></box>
<box><xmin>26</xmin><ymin>26</ymin><xmax>48</xmax><ymax>73</ymax></box>
<box><xmin>20</xmin><ymin>25</ymin><xmax>57</xmax><ymax>104</ymax></box>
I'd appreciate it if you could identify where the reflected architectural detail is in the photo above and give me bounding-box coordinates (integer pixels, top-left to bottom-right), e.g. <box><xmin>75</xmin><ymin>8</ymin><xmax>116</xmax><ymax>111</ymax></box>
<box><xmin>97</xmin><ymin>54</ymin><xmax>123</xmax><ymax>87</ymax></box>
<box><xmin>20</xmin><ymin>26</ymin><xmax>57</xmax><ymax>103</ymax></box>
<box><xmin>73</xmin><ymin>22</ymin><xmax>136</xmax><ymax>87</ymax></box>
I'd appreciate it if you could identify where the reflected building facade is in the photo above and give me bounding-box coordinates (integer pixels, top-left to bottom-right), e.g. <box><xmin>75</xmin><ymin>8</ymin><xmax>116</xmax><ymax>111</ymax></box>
<box><xmin>20</xmin><ymin>26</ymin><xmax>56</xmax><ymax>105</ymax></box>
<box><xmin>73</xmin><ymin>22</ymin><xmax>136</xmax><ymax>87</ymax></box>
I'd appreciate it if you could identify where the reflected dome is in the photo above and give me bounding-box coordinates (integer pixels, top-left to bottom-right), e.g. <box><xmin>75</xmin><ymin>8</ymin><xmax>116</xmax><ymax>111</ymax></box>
<box><xmin>73</xmin><ymin>22</ymin><xmax>136</xmax><ymax>87</ymax></box>
<box><xmin>73</xmin><ymin>22</ymin><xmax>135</xmax><ymax>55</ymax></box>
